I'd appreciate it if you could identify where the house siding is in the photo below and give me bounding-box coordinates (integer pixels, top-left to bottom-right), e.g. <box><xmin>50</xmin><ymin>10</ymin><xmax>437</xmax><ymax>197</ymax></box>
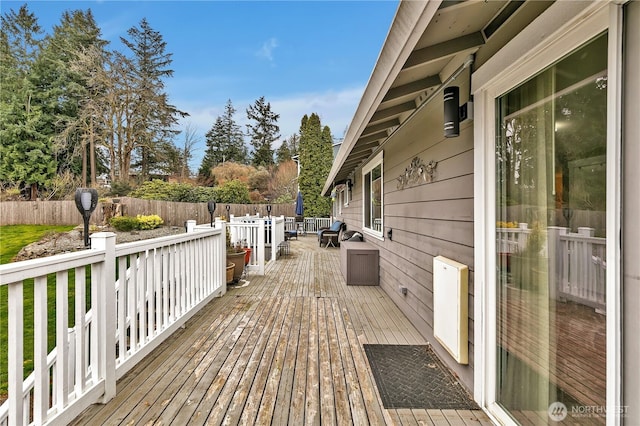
<box><xmin>336</xmin><ymin>69</ymin><xmax>476</xmax><ymax>390</ymax></box>
<box><xmin>329</xmin><ymin>0</ymin><xmax>639</xmax><ymax>419</ymax></box>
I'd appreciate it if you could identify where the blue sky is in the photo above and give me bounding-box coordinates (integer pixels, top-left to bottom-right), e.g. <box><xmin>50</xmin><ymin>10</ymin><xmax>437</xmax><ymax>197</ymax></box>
<box><xmin>5</xmin><ymin>1</ymin><xmax>399</xmax><ymax>171</ymax></box>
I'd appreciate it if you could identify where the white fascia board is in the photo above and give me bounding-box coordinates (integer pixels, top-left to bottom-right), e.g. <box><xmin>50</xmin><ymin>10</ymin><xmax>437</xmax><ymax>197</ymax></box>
<box><xmin>322</xmin><ymin>0</ymin><xmax>442</xmax><ymax>195</ymax></box>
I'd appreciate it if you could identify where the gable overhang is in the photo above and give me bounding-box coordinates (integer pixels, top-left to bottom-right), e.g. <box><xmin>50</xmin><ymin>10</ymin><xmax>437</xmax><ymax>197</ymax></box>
<box><xmin>323</xmin><ymin>0</ymin><xmax>529</xmax><ymax>195</ymax></box>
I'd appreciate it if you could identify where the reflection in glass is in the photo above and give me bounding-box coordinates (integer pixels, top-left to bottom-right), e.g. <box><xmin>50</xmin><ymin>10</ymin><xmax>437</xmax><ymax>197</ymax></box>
<box><xmin>365</xmin><ymin>163</ymin><xmax>383</xmax><ymax>232</ymax></box>
<box><xmin>495</xmin><ymin>33</ymin><xmax>607</xmax><ymax>424</ymax></box>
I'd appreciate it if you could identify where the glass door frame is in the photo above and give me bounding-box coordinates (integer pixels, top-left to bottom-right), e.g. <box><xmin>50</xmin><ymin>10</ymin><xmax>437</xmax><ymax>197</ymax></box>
<box><xmin>472</xmin><ymin>2</ymin><xmax>623</xmax><ymax>425</ymax></box>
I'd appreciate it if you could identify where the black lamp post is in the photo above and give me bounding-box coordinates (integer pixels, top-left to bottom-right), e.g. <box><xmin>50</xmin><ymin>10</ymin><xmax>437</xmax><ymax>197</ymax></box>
<box><xmin>207</xmin><ymin>200</ymin><xmax>216</xmax><ymax>227</ymax></box>
<box><xmin>225</xmin><ymin>204</ymin><xmax>231</xmax><ymax>220</ymax></box>
<box><xmin>266</xmin><ymin>200</ymin><xmax>272</xmax><ymax>218</ymax></box>
<box><xmin>74</xmin><ymin>188</ymin><xmax>98</xmax><ymax>247</ymax></box>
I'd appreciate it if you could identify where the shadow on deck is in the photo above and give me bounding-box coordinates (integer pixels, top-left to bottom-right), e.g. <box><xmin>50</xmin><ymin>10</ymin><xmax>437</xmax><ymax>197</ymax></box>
<box><xmin>71</xmin><ymin>236</ymin><xmax>493</xmax><ymax>425</ymax></box>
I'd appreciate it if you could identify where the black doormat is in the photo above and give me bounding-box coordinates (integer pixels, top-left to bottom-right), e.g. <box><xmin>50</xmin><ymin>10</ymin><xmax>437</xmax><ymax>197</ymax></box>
<box><xmin>363</xmin><ymin>344</ymin><xmax>479</xmax><ymax>410</ymax></box>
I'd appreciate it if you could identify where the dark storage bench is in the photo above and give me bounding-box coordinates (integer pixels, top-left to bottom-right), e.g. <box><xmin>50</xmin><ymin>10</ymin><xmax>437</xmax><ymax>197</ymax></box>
<box><xmin>340</xmin><ymin>240</ymin><xmax>379</xmax><ymax>286</ymax></box>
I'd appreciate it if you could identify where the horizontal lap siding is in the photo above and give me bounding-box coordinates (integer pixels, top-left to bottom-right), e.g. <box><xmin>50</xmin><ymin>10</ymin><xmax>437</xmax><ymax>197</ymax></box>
<box><xmin>338</xmin><ymin>70</ymin><xmax>476</xmax><ymax>391</ymax></box>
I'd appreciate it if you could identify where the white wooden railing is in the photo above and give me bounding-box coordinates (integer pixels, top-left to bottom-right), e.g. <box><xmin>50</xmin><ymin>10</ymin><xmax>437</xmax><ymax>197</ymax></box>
<box><xmin>284</xmin><ymin>217</ymin><xmax>331</xmax><ymax>233</ymax></box>
<box><xmin>284</xmin><ymin>217</ymin><xmax>296</xmax><ymax>231</ymax></box>
<box><xmin>0</xmin><ymin>224</ymin><xmax>226</xmax><ymax>426</ymax></box>
<box><xmin>304</xmin><ymin>217</ymin><xmax>331</xmax><ymax>233</ymax></box>
<box><xmin>556</xmin><ymin>227</ymin><xmax>606</xmax><ymax>311</ymax></box>
<box><xmin>496</xmin><ymin>224</ymin><xmax>606</xmax><ymax>311</ymax></box>
<box><xmin>228</xmin><ymin>215</ymin><xmax>286</xmax><ymax>275</ymax></box>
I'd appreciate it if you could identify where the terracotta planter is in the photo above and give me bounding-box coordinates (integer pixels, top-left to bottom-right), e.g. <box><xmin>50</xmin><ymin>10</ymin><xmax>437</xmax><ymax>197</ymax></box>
<box><xmin>242</xmin><ymin>247</ymin><xmax>252</xmax><ymax>265</ymax></box>
<box><xmin>226</xmin><ymin>250</ymin><xmax>245</xmax><ymax>281</ymax></box>
<box><xmin>226</xmin><ymin>262</ymin><xmax>235</xmax><ymax>284</ymax></box>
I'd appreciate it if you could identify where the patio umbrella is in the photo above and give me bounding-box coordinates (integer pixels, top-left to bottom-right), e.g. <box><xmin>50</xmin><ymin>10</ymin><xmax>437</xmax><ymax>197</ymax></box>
<box><xmin>295</xmin><ymin>191</ymin><xmax>304</xmax><ymax>216</ymax></box>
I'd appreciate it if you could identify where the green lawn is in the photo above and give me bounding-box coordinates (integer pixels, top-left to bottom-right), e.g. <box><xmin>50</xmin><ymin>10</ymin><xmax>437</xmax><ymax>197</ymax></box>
<box><xmin>0</xmin><ymin>225</ymin><xmax>76</xmax><ymax>398</ymax></box>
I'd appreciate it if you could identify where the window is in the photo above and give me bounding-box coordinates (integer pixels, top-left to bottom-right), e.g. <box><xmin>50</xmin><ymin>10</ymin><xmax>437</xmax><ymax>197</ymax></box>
<box><xmin>362</xmin><ymin>152</ymin><xmax>383</xmax><ymax>237</ymax></box>
<box><xmin>343</xmin><ymin>183</ymin><xmax>350</xmax><ymax>207</ymax></box>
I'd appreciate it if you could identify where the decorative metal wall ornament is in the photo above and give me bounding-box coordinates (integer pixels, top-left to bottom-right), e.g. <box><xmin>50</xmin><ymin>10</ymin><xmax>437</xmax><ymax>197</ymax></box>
<box><xmin>396</xmin><ymin>157</ymin><xmax>438</xmax><ymax>189</ymax></box>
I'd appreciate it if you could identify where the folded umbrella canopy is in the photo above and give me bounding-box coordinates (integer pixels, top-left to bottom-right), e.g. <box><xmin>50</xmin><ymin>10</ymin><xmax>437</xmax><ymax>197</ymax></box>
<box><xmin>295</xmin><ymin>191</ymin><xmax>304</xmax><ymax>216</ymax></box>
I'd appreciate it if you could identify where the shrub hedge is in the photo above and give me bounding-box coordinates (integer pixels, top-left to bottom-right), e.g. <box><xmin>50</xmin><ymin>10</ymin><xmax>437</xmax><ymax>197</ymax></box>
<box><xmin>110</xmin><ymin>214</ymin><xmax>163</xmax><ymax>231</ymax></box>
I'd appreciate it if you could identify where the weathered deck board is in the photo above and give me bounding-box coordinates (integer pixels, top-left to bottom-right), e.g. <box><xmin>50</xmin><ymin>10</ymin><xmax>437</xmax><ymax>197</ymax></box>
<box><xmin>71</xmin><ymin>236</ymin><xmax>493</xmax><ymax>426</ymax></box>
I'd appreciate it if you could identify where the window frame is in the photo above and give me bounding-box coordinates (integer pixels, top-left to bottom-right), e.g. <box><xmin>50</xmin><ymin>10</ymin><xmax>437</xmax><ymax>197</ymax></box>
<box><xmin>361</xmin><ymin>151</ymin><xmax>384</xmax><ymax>239</ymax></box>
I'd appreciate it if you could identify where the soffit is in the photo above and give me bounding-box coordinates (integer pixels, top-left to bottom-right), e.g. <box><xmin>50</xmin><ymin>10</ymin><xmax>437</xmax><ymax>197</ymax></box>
<box><xmin>324</xmin><ymin>0</ymin><xmax>536</xmax><ymax>193</ymax></box>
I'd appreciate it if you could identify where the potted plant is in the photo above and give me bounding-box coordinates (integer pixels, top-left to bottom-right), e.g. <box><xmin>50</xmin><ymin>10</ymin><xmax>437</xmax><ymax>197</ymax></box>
<box><xmin>225</xmin><ymin>227</ymin><xmax>245</xmax><ymax>283</ymax></box>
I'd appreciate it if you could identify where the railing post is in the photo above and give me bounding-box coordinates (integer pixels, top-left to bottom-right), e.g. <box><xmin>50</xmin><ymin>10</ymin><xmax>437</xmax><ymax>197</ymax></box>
<box><xmin>547</xmin><ymin>226</ymin><xmax>567</xmax><ymax>301</ymax></box>
<box><xmin>185</xmin><ymin>219</ymin><xmax>196</xmax><ymax>233</ymax></box>
<box><xmin>218</xmin><ymin>221</ymin><xmax>227</xmax><ymax>296</ymax></box>
<box><xmin>8</xmin><ymin>281</ymin><xmax>24</xmax><ymax>424</ymax></box>
<box><xmin>270</xmin><ymin>218</ymin><xmax>277</xmax><ymax>262</ymax></box>
<box><xmin>517</xmin><ymin>222</ymin><xmax>528</xmax><ymax>252</ymax></box>
<box><xmin>258</xmin><ymin>219</ymin><xmax>265</xmax><ymax>275</ymax></box>
<box><xmin>90</xmin><ymin>232</ymin><xmax>117</xmax><ymax>402</ymax></box>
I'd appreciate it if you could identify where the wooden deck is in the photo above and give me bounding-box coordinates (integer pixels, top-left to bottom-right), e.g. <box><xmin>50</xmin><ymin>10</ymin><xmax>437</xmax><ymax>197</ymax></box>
<box><xmin>71</xmin><ymin>236</ymin><xmax>493</xmax><ymax>426</ymax></box>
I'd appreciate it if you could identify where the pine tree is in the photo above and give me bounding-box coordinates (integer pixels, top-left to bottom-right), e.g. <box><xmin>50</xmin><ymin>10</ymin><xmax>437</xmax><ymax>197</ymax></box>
<box><xmin>0</xmin><ymin>5</ymin><xmax>56</xmax><ymax>199</ymax></box>
<box><xmin>121</xmin><ymin>18</ymin><xmax>188</xmax><ymax>180</ymax></box>
<box><xmin>276</xmin><ymin>133</ymin><xmax>299</xmax><ymax>164</ymax></box>
<box><xmin>246</xmin><ymin>96</ymin><xmax>279</xmax><ymax>168</ymax></box>
<box><xmin>298</xmin><ymin>113</ymin><xmax>333</xmax><ymax>217</ymax></box>
<box><xmin>199</xmin><ymin>99</ymin><xmax>247</xmax><ymax>182</ymax></box>
<box><xmin>31</xmin><ymin>9</ymin><xmax>107</xmax><ymax>184</ymax></box>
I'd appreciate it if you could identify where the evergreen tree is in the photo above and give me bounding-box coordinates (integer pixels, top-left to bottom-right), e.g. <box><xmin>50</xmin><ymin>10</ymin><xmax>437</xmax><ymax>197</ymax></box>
<box><xmin>121</xmin><ymin>18</ymin><xmax>187</xmax><ymax>180</ymax></box>
<box><xmin>31</xmin><ymin>9</ymin><xmax>107</xmax><ymax>184</ymax></box>
<box><xmin>0</xmin><ymin>5</ymin><xmax>56</xmax><ymax>199</ymax></box>
<box><xmin>199</xmin><ymin>99</ymin><xmax>247</xmax><ymax>181</ymax></box>
<box><xmin>298</xmin><ymin>113</ymin><xmax>333</xmax><ymax>217</ymax></box>
<box><xmin>246</xmin><ymin>96</ymin><xmax>279</xmax><ymax>168</ymax></box>
<box><xmin>276</xmin><ymin>133</ymin><xmax>299</xmax><ymax>164</ymax></box>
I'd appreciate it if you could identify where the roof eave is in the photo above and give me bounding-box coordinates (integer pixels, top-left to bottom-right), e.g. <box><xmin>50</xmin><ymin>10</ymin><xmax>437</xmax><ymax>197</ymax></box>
<box><xmin>322</xmin><ymin>0</ymin><xmax>442</xmax><ymax>196</ymax></box>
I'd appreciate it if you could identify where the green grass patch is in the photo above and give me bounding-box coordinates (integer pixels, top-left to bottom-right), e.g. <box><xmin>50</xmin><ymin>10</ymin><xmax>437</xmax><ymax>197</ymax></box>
<box><xmin>0</xmin><ymin>225</ymin><xmax>75</xmax><ymax>264</ymax></box>
<box><xmin>0</xmin><ymin>225</ymin><xmax>76</xmax><ymax>398</ymax></box>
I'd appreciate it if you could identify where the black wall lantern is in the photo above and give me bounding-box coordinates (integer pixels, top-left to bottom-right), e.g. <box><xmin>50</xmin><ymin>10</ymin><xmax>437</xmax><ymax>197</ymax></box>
<box><xmin>74</xmin><ymin>188</ymin><xmax>98</xmax><ymax>247</ymax></box>
<box><xmin>207</xmin><ymin>200</ymin><xmax>216</xmax><ymax>227</ymax></box>
<box><xmin>444</xmin><ymin>86</ymin><xmax>472</xmax><ymax>138</ymax></box>
<box><xmin>444</xmin><ymin>86</ymin><xmax>460</xmax><ymax>138</ymax></box>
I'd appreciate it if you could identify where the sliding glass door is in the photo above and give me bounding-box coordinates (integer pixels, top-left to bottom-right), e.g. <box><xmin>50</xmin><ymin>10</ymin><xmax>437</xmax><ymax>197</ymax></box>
<box><xmin>495</xmin><ymin>33</ymin><xmax>608</xmax><ymax>424</ymax></box>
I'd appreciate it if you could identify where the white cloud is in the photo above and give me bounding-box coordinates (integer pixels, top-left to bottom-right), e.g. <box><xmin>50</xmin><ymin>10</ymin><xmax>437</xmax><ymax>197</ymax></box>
<box><xmin>177</xmin><ymin>85</ymin><xmax>365</xmax><ymax>171</ymax></box>
<box><xmin>256</xmin><ymin>37</ymin><xmax>278</xmax><ymax>63</ymax></box>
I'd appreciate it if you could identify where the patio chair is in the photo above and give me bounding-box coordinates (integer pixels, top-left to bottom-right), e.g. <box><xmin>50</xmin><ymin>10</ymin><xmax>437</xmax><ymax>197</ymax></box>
<box><xmin>318</xmin><ymin>220</ymin><xmax>346</xmax><ymax>248</ymax></box>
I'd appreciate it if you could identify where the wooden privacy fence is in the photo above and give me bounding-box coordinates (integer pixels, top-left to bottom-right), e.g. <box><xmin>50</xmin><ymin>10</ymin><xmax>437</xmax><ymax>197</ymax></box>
<box><xmin>0</xmin><ymin>198</ymin><xmax>295</xmax><ymax>227</ymax></box>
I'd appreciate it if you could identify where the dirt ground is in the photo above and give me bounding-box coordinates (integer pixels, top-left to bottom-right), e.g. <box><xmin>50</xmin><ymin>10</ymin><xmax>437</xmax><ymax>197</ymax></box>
<box><xmin>13</xmin><ymin>226</ymin><xmax>185</xmax><ymax>262</ymax></box>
